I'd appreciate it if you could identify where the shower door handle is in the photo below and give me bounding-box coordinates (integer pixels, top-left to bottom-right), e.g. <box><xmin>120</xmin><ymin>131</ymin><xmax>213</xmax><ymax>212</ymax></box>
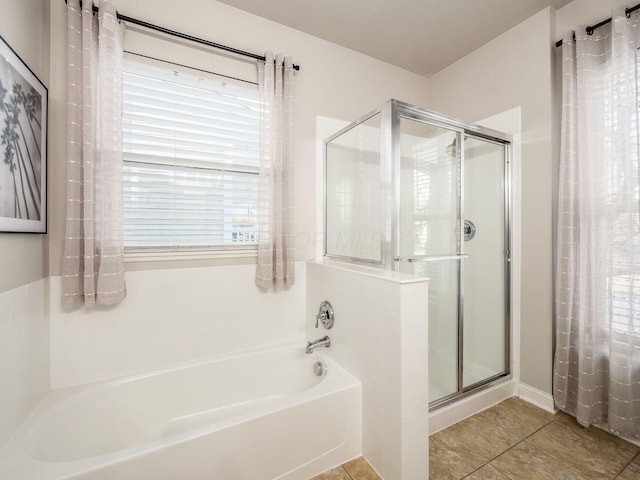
<box><xmin>394</xmin><ymin>254</ymin><xmax>469</xmax><ymax>263</ymax></box>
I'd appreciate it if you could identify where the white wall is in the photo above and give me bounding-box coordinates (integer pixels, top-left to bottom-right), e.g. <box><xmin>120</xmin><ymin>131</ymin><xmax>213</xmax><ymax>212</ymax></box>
<box><xmin>0</xmin><ymin>280</ymin><xmax>48</xmax><ymax>449</ymax></box>
<box><xmin>0</xmin><ymin>0</ymin><xmax>49</xmax><ymax>293</ymax></box>
<box><xmin>428</xmin><ymin>8</ymin><xmax>555</xmax><ymax>397</ymax></box>
<box><xmin>50</xmin><ymin>263</ymin><xmax>306</xmax><ymax>388</ymax></box>
<box><xmin>0</xmin><ymin>0</ymin><xmax>50</xmax><ymax>449</ymax></box>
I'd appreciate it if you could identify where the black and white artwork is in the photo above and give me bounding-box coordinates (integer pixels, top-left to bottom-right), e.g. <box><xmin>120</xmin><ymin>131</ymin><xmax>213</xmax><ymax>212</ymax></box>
<box><xmin>0</xmin><ymin>35</ymin><xmax>47</xmax><ymax>233</ymax></box>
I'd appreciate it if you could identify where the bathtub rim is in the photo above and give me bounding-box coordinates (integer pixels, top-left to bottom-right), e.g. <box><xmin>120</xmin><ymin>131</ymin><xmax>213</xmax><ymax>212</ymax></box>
<box><xmin>0</xmin><ymin>343</ymin><xmax>361</xmax><ymax>479</ymax></box>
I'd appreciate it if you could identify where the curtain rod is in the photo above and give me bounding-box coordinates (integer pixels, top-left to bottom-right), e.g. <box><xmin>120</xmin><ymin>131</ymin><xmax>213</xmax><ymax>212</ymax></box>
<box><xmin>63</xmin><ymin>0</ymin><xmax>300</xmax><ymax>71</ymax></box>
<box><xmin>555</xmin><ymin>2</ymin><xmax>640</xmax><ymax>47</ymax></box>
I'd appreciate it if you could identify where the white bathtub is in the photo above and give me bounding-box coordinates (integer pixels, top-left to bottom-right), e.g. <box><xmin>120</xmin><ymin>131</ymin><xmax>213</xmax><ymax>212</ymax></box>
<box><xmin>0</xmin><ymin>345</ymin><xmax>362</xmax><ymax>480</ymax></box>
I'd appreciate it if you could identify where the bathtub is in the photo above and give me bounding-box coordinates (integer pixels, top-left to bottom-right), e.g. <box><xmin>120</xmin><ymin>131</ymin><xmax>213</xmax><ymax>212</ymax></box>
<box><xmin>0</xmin><ymin>345</ymin><xmax>362</xmax><ymax>480</ymax></box>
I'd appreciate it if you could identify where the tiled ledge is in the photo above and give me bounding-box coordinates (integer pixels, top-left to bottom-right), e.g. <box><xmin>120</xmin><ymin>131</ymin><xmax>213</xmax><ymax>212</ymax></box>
<box><xmin>307</xmin><ymin>259</ymin><xmax>428</xmax><ymax>285</ymax></box>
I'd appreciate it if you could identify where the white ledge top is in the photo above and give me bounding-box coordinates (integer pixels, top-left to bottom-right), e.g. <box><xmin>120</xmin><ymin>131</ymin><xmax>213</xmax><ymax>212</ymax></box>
<box><xmin>307</xmin><ymin>258</ymin><xmax>429</xmax><ymax>285</ymax></box>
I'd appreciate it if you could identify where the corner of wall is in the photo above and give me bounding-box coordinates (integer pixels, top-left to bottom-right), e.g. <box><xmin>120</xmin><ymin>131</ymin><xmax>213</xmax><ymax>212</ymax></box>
<box><xmin>518</xmin><ymin>382</ymin><xmax>556</xmax><ymax>413</ymax></box>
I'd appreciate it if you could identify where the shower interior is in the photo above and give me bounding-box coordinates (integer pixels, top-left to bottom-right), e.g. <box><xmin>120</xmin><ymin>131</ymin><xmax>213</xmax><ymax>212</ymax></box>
<box><xmin>324</xmin><ymin>99</ymin><xmax>511</xmax><ymax>407</ymax></box>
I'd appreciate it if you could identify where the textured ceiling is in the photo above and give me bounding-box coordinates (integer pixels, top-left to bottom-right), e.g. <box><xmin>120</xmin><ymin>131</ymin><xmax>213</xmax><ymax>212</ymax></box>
<box><xmin>215</xmin><ymin>0</ymin><xmax>572</xmax><ymax>77</ymax></box>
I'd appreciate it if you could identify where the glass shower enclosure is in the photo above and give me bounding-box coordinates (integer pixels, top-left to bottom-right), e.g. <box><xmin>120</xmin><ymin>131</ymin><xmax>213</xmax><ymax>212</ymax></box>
<box><xmin>324</xmin><ymin>100</ymin><xmax>511</xmax><ymax>407</ymax></box>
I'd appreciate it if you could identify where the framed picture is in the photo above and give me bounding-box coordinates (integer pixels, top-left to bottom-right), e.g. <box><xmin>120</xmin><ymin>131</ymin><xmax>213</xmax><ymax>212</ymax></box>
<box><xmin>0</xmin><ymin>34</ymin><xmax>47</xmax><ymax>233</ymax></box>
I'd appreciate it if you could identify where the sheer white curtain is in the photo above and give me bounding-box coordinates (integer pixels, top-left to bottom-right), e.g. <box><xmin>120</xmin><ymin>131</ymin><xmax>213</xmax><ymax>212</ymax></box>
<box><xmin>62</xmin><ymin>0</ymin><xmax>126</xmax><ymax>307</ymax></box>
<box><xmin>255</xmin><ymin>51</ymin><xmax>295</xmax><ymax>289</ymax></box>
<box><xmin>555</xmin><ymin>9</ymin><xmax>640</xmax><ymax>438</ymax></box>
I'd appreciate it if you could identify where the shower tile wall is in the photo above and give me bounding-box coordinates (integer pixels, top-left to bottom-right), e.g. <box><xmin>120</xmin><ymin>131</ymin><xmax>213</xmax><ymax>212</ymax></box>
<box><xmin>49</xmin><ymin>263</ymin><xmax>306</xmax><ymax>388</ymax></box>
<box><xmin>306</xmin><ymin>261</ymin><xmax>429</xmax><ymax>480</ymax></box>
<box><xmin>0</xmin><ymin>279</ymin><xmax>48</xmax><ymax>449</ymax></box>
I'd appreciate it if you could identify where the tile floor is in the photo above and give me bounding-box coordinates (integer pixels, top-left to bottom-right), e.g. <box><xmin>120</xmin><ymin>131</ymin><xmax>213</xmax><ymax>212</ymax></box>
<box><xmin>311</xmin><ymin>397</ymin><xmax>640</xmax><ymax>480</ymax></box>
<box><xmin>311</xmin><ymin>456</ymin><xmax>381</xmax><ymax>480</ymax></box>
<box><xmin>430</xmin><ymin>397</ymin><xmax>640</xmax><ymax>479</ymax></box>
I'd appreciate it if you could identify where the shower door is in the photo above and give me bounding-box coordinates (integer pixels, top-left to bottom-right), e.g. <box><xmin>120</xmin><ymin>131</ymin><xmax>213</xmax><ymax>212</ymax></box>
<box><xmin>395</xmin><ymin>115</ymin><xmax>463</xmax><ymax>403</ymax></box>
<box><xmin>462</xmin><ymin>136</ymin><xmax>509</xmax><ymax>392</ymax></box>
<box><xmin>393</xmin><ymin>105</ymin><xmax>510</xmax><ymax>407</ymax></box>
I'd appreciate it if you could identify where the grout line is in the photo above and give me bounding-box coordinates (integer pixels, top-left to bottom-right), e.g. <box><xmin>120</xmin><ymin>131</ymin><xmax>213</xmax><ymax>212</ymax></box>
<box><xmin>490</xmin><ymin>464</ymin><xmax>515</xmax><ymax>480</ymax></box>
<box><xmin>519</xmin><ymin>439</ymin><xmax>611</xmax><ymax>479</ymax></box>
<box><xmin>342</xmin><ymin>464</ymin><xmax>355</xmax><ymax>480</ymax></box>
<box><xmin>612</xmin><ymin>451</ymin><xmax>640</xmax><ymax>479</ymax></box>
<box><xmin>459</xmin><ymin>409</ymin><xmax>556</xmax><ymax>479</ymax></box>
<box><xmin>525</xmin><ymin>418</ymin><xmax>557</xmax><ymax>438</ymax></box>
<box><xmin>512</xmin><ymin>420</ymin><xmax>588</xmax><ymax>475</ymax></box>
<box><xmin>461</xmin><ymin>437</ymin><xmax>526</xmax><ymax>479</ymax></box>
<box><xmin>476</xmin><ymin>462</ymin><xmax>515</xmax><ymax>480</ymax></box>
<box><xmin>460</xmin><ymin>460</ymin><xmax>490</xmax><ymax>479</ymax></box>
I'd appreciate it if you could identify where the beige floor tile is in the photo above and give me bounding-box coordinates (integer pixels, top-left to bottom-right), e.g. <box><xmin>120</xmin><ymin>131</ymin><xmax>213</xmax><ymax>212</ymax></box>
<box><xmin>491</xmin><ymin>441</ymin><xmax>589</xmax><ymax>480</ymax></box>
<box><xmin>616</xmin><ymin>454</ymin><xmax>640</xmax><ymax>480</ymax></box>
<box><xmin>463</xmin><ymin>464</ymin><xmax>510</xmax><ymax>479</ymax></box>
<box><xmin>309</xmin><ymin>466</ymin><xmax>351</xmax><ymax>480</ymax></box>
<box><xmin>484</xmin><ymin>397</ymin><xmax>555</xmax><ymax>438</ymax></box>
<box><xmin>527</xmin><ymin>421</ymin><xmax>631</xmax><ymax>479</ymax></box>
<box><xmin>429</xmin><ymin>430</ymin><xmax>487</xmax><ymax>480</ymax></box>
<box><xmin>343</xmin><ymin>456</ymin><xmax>381</xmax><ymax>480</ymax></box>
<box><xmin>441</xmin><ymin>409</ymin><xmax>522</xmax><ymax>460</ymax></box>
<box><xmin>331</xmin><ymin>401</ymin><xmax>640</xmax><ymax>480</ymax></box>
<box><xmin>554</xmin><ymin>412</ymin><xmax>640</xmax><ymax>459</ymax></box>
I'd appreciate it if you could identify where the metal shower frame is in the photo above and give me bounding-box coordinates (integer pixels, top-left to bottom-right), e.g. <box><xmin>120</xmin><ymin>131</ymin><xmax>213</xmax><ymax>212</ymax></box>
<box><xmin>323</xmin><ymin>99</ymin><xmax>513</xmax><ymax>408</ymax></box>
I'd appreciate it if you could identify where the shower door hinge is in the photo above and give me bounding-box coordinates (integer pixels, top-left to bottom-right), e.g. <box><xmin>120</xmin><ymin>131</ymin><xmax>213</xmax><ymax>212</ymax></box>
<box><xmin>506</xmin><ymin>250</ymin><xmax>511</xmax><ymax>263</ymax></box>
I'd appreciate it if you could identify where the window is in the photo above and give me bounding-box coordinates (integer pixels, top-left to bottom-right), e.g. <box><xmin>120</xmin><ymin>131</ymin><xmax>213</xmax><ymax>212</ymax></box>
<box><xmin>122</xmin><ymin>58</ymin><xmax>260</xmax><ymax>253</ymax></box>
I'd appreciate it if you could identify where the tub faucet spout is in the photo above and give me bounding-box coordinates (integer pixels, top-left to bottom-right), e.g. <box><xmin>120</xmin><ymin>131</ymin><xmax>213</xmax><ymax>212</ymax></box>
<box><xmin>305</xmin><ymin>336</ymin><xmax>331</xmax><ymax>354</ymax></box>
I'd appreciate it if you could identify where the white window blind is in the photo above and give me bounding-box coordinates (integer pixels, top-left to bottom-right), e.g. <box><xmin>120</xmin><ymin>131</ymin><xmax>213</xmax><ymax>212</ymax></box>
<box><xmin>122</xmin><ymin>58</ymin><xmax>260</xmax><ymax>250</ymax></box>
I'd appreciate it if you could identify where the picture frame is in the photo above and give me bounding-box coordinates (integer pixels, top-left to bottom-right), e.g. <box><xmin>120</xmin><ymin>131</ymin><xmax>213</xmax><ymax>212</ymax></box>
<box><xmin>0</xmin><ymin>34</ymin><xmax>47</xmax><ymax>234</ymax></box>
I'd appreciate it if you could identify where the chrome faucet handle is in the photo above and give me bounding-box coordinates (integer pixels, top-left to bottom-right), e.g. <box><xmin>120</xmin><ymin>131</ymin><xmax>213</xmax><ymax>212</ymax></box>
<box><xmin>315</xmin><ymin>301</ymin><xmax>334</xmax><ymax>329</ymax></box>
<box><xmin>315</xmin><ymin>311</ymin><xmax>327</xmax><ymax>328</ymax></box>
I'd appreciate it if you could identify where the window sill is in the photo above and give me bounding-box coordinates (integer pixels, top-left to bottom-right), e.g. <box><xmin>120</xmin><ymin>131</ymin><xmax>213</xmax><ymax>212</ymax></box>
<box><xmin>124</xmin><ymin>247</ymin><xmax>258</xmax><ymax>263</ymax></box>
